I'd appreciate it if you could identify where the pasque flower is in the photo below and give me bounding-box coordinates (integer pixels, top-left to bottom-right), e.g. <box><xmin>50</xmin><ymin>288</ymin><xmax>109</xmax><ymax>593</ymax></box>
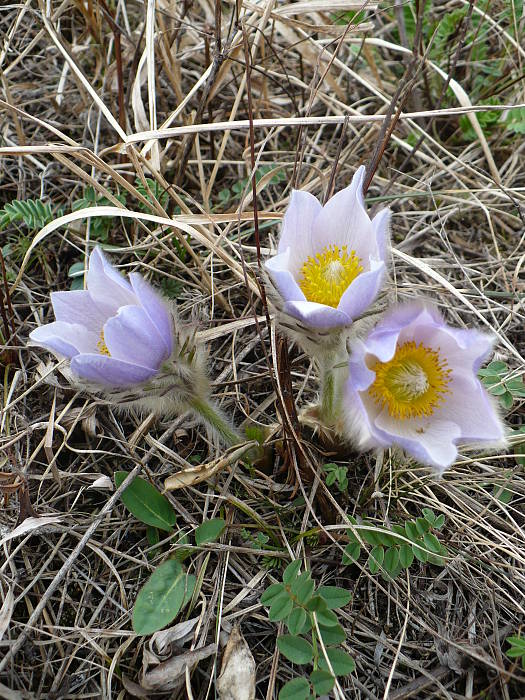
<box><xmin>343</xmin><ymin>302</ymin><xmax>505</xmax><ymax>473</ymax></box>
<box><xmin>30</xmin><ymin>246</ymin><xmax>173</xmax><ymax>387</ymax></box>
<box><xmin>265</xmin><ymin>165</ymin><xmax>390</xmax><ymax>332</ymax></box>
<box><xmin>30</xmin><ymin>247</ymin><xmax>241</xmax><ymax>446</ymax></box>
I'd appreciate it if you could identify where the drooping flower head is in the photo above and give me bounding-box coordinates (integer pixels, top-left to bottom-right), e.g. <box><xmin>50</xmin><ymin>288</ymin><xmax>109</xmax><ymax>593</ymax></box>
<box><xmin>30</xmin><ymin>247</ymin><xmax>173</xmax><ymax>387</ymax></box>
<box><xmin>265</xmin><ymin>166</ymin><xmax>390</xmax><ymax>335</ymax></box>
<box><xmin>343</xmin><ymin>302</ymin><xmax>505</xmax><ymax>473</ymax></box>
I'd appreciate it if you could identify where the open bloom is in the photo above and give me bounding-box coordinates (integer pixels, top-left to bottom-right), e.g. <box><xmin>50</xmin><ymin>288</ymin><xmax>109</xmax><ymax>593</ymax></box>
<box><xmin>265</xmin><ymin>165</ymin><xmax>390</xmax><ymax>330</ymax></box>
<box><xmin>343</xmin><ymin>302</ymin><xmax>505</xmax><ymax>473</ymax></box>
<box><xmin>30</xmin><ymin>247</ymin><xmax>173</xmax><ymax>387</ymax></box>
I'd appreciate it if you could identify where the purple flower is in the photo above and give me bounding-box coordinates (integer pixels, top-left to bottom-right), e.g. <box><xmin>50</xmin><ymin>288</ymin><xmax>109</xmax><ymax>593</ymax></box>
<box><xmin>265</xmin><ymin>165</ymin><xmax>390</xmax><ymax>330</ymax></box>
<box><xmin>30</xmin><ymin>247</ymin><xmax>173</xmax><ymax>387</ymax></box>
<box><xmin>343</xmin><ymin>302</ymin><xmax>505</xmax><ymax>473</ymax></box>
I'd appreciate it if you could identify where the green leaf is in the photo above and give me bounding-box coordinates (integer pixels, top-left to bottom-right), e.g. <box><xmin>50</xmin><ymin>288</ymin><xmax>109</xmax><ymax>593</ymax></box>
<box><xmin>427</xmin><ymin>553</ymin><xmax>445</xmax><ymax>566</ymax></box>
<box><xmin>261</xmin><ymin>583</ymin><xmax>286</xmax><ymax>606</ymax></box>
<box><xmin>305</xmin><ymin>595</ymin><xmax>326</xmax><ymax>612</ymax></box>
<box><xmin>415</xmin><ymin>517</ymin><xmax>431</xmax><ymax>535</ymax></box>
<box><xmin>404</xmin><ymin>521</ymin><xmax>419</xmax><ymax>541</ymax></box>
<box><xmin>292</xmin><ymin>574</ymin><xmax>315</xmax><ymax>605</ymax></box>
<box><xmin>342</xmin><ymin>542</ymin><xmax>361</xmax><ymax>564</ymax></box>
<box><xmin>500</xmin><ymin>391</ymin><xmax>514</xmax><ymax>409</ymax></box>
<box><xmin>412</xmin><ymin>544</ymin><xmax>428</xmax><ymax>563</ymax></box>
<box><xmin>318</xmin><ymin>623</ymin><xmax>346</xmax><ymax>646</ymax></box>
<box><xmin>269</xmin><ymin>595</ymin><xmax>294</xmax><ymax>621</ymax></box>
<box><xmin>376</xmin><ymin>530</ymin><xmax>396</xmax><ymax>546</ymax></box>
<box><xmin>115</xmin><ymin>472</ymin><xmax>176</xmax><ymax>532</ymax></box>
<box><xmin>310</xmin><ymin>670</ymin><xmax>334</xmax><ymax>695</ymax></box>
<box><xmin>421</xmin><ymin>508</ymin><xmax>436</xmax><ymax>525</ymax></box>
<box><xmin>315</xmin><ymin>607</ymin><xmax>339</xmax><ymax>627</ymax></box>
<box><xmin>486</xmin><ymin>360</ymin><xmax>507</xmax><ymax>373</ymax></box>
<box><xmin>384</xmin><ymin>547</ymin><xmax>400</xmax><ymax>573</ymax></box>
<box><xmin>487</xmin><ymin>382</ymin><xmax>507</xmax><ymax>396</ymax></box>
<box><xmin>506</xmin><ymin>378</ymin><xmax>525</xmax><ymax>393</ymax></box>
<box><xmin>132</xmin><ymin>559</ymin><xmax>194</xmax><ymax>635</ymax></box>
<box><xmin>283</xmin><ymin>559</ymin><xmax>302</xmax><ymax>584</ymax></box>
<box><xmin>278</xmin><ymin>678</ymin><xmax>310</xmax><ymax>700</ymax></box>
<box><xmin>368</xmin><ymin>545</ymin><xmax>384</xmax><ymax>574</ymax></box>
<box><xmin>317</xmin><ymin>586</ymin><xmax>352</xmax><ymax>610</ymax></box>
<box><xmin>195</xmin><ymin>518</ymin><xmax>226</xmax><ymax>546</ymax></box>
<box><xmin>277</xmin><ymin>635</ymin><xmax>314</xmax><ymax>665</ymax></box>
<box><xmin>318</xmin><ymin>648</ymin><xmax>356</xmax><ymax>676</ymax></box>
<box><xmin>286</xmin><ymin>607</ymin><xmax>307</xmax><ymax>635</ymax></box>
<box><xmin>492</xmin><ymin>485</ymin><xmax>513</xmax><ymax>504</ymax></box>
<box><xmin>434</xmin><ymin>514</ymin><xmax>445</xmax><ymax>529</ymax></box>
<box><xmin>399</xmin><ymin>544</ymin><xmax>414</xmax><ymax>568</ymax></box>
<box><xmin>146</xmin><ymin>526</ymin><xmax>160</xmax><ymax>548</ymax></box>
<box><xmin>361</xmin><ymin>528</ymin><xmax>381</xmax><ymax>545</ymax></box>
<box><xmin>423</xmin><ymin>533</ymin><xmax>442</xmax><ymax>554</ymax></box>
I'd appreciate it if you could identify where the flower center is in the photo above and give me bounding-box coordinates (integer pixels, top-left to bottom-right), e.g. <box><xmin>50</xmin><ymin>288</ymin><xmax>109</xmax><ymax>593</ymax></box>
<box><xmin>368</xmin><ymin>341</ymin><xmax>451</xmax><ymax>420</ymax></box>
<box><xmin>97</xmin><ymin>330</ymin><xmax>111</xmax><ymax>356</ymax></box>
<box><xmin>299</xmin><ymin>245</ymin><xmax>363</xmax><ymax>308</ymax></box>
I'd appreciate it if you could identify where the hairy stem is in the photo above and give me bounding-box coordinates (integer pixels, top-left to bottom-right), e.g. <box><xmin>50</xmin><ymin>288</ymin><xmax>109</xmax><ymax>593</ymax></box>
<box><xmin>188</xmin><ymin>395</ymin><xmax>242</xmax><ymax>447</ymax></box>
<box><xmin>319</xmin><ymin>346</ymin><xmax>348</xmax><ymax>428</ymax></box>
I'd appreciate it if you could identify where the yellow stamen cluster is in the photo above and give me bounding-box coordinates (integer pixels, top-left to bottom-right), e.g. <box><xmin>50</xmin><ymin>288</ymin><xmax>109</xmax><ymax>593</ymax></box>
<box><xmin>299</xmin><ymin>245</ymin><xmax>363</xmax><ymax>308</ymax></box>
<box><xmin>368</xmin><ymin>341</ymin><xmax>451</xmax><ymax>420</ymax></box>
<box><xmin>97</xmin><ymin>330</ymin><xmax>111</xmax><ymax>356</ymax></box>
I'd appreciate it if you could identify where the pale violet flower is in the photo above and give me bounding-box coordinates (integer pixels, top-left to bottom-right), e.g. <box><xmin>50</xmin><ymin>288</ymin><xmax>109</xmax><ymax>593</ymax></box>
<box><xmin>343</xmin><ymin>302</ymin><xmax>505</xmax><ymax>473</ymax></box>
<box><xmin>265</xmin><ymin>165</ymin><xmax>390</xmax><ymax>331</ymax></box>
<box><xmin>29</xmin><ymin>246</ymin><xmax>241</xmax><ymax>445</ymax></box>
<box><xmin>30</xmin><ymin>247</ymin><xmax>172</xmax><ymax>387</ymax></box>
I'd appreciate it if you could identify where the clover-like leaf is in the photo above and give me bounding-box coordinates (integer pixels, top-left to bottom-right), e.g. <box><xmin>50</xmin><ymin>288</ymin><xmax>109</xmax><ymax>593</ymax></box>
<box><xmin>277</xmin><ymin>635</ymin><xmax>314</xmax><ymax>665</ymax></box>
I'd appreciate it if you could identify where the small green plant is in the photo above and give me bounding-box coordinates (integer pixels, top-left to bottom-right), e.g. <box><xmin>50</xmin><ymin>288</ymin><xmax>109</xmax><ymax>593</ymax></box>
<box><xmin>135</xmin><ymin>177</ymin><xmax>169</xmax><ymax>211</ymax></box>
<box><xmin>478</xmin><ymin>360</ymin><xmax>525</xmax><ymax>410</ymax></box>
<box><xmin>261</xmin><ymin>561</ymin><xmax>355</xmax><ymax>699</ymax></box>
<box><xmin>241</xmin><ymin>529</ymin><xmax>283</xmax><ymax>569</ymax></box>
<box><xmin>459</xmin><ymin>97</ymin><xmax>502</xmax><ymax>141</ymax></box>
<box><xmin>217</xmin><ymin>165</ymin><xmax>286</xmax><ymax>209</ymax></box>
<box><xmin>72</xmin><ymin>186</ymin><xmax>126</xmax><ymax>241</ymax></box>
<box><xmin>506</xmin><ymin>634</ymin><xmax>525</xmax><ymax>670</ymax></box>
<box><xmin>114</xmin><ymin>472</ymin><xmax>204</xmax><ymax>635</ymax></box>
<box><xmin>0</xmin><ymin>198</ymin><xmax>61</xmax><ymax>231</ymax></box>
<box><xmin>323</xmin><ymin>463</ymin><xmax>349</xmax><ymax>493</ymax></box>
<box><xmin>504</xmin><ymin>107</ymin><xmax>525</xmax><ymax>135</ymax></box>
<box><xmin>343</xmin><ymin>509</ymin><xmax>448</xmax><ymax>580</ymax></box>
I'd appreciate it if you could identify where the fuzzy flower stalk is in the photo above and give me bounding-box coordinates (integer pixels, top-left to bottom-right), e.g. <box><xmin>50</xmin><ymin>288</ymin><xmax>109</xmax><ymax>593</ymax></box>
<box><xmin>343</xmin><ymin>302</ymin><xmax>505</xmax><ymax>473</ymax></box>
<box><xmin>264</xmin><ymin>165</ymin><xmax>391</xmax><ymax>427</ymax></box>
<box><xmin>29</xmin><ymin>247</ymin><xmax>241</xmax><ymax>446</ymax></box>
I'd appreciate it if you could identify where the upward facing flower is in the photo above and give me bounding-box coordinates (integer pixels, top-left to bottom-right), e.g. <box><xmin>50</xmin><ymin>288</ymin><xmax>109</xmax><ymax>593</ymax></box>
<box><xmin>30</xmin><ymin>247</ymin><xmax>173</xmax><ymax>387</ymax></box>
<box><xmin>343</xmin><ymin>303</ymin><xmax>505</xmax><ymax>473</ymax></box>
<box><xmin>265</xmin><ymin>166</ymin><xmax>390</xmax><ymax>332</ymax></box>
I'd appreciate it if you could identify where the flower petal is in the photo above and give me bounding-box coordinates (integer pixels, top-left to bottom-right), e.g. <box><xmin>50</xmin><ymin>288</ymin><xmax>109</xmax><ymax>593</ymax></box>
<box><xmin>29</xmin><ymin>321</ymin><xmax>99</xmax><ymax>358</ymax></box>
<box><xmin>337</xmin><ymin>259</ymin><xmax>385</xmax><ymax>321</ymax></box>
<box><xmin>265</xmin><ymin>248</ymin><xmax>306</xmax><ymax>303</ymax></box>
<box><xmin>129</xmin><ymin>273</ymin><xmax>173</xmax><ymax>356</ymax></box>
<box><xmin>371</xmin><ymin>208</ymin><xmax>391</xmax><ymax>260</ymax></box>
<box><xmin>51</xmin><ymin>290</ymin><xmax>107</xmax><ymax>331</ymax></box>
<box><xmin>277</xmin><ymin>190</ymin><xmax>322</xmax><ymax>277</ymax></box>
<box><xmin>374</xmin><ymin>409</ymin><xmax>461</xmax><ymax>472</ymax></box>
<box><xmin>312</xmin><ymin>166</ymin><xmax>376</xmax><ymax>260</ymax></box>
<box><xmin>103</xmin><ymin>305</ymin><xmax>169</xmax><ymax>369</ymax></box>
<box><xmin>437</xmin><ymin>373</ymin><xmax>504</xmax><ymax>442</ymax></box>
<box><xmin>87</xmin><ymin>247</ymin><xmax>137</xmax><ymax>315</ymax></box>
<box><xmin>71</xmin><ymin>354</ymin><xmax>157</xmax><ymax>386</ymax></box>
<box><xmin>283</xmin><ymin>300</ymin><xmax>351</xmax><ymax>329</ymax></box>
